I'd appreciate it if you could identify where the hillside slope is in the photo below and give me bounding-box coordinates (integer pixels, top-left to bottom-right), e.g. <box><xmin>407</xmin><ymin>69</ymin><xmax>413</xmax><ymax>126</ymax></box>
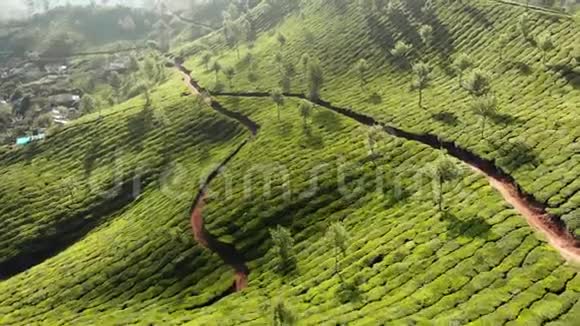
<box><xmin>1</xmin><ymin>0</ymin><xmax>579</xmax><ymax>325</ymax></box>
<box><xmin>183</xmin><ymin>0</ymin><xmax>580</xmax><ymax>236</ymax></box>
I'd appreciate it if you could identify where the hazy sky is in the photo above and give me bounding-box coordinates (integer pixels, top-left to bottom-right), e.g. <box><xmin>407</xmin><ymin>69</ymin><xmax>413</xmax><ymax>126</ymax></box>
<box><xmin>0</xmin><ymin>0</ymin><xmax>148</xmax><ymax>20</ymax></box>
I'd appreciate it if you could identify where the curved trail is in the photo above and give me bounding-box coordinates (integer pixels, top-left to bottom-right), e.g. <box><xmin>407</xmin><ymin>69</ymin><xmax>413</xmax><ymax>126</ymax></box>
<box><xmin>210</xmin><ymin>90</ymin><xmax>580</xmax><ymax>264</ymax></box>
<box><xmin>176</xmin><ymin>63</ymin><xmax>259</xmax><ymax>291</ymax></box>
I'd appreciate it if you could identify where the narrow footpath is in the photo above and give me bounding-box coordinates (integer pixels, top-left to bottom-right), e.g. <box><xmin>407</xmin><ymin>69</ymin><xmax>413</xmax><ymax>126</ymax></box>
<box><xmin>177</xmin><ymin>63</ymin><xmax>260</xmax><ymax>291</ymax></box>
<box><xmin>209</xmin><ymin>90</ymin><xmax>580</xmax><ymax>264</ymax></box>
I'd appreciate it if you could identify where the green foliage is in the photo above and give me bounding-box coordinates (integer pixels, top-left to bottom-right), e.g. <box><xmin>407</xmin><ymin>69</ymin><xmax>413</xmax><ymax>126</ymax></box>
<box><xmin>354</xmin><ymin>58</ymin><xmax>370</xmax><ymax>88</ymax></box>
<box><xmin>201</xmin><ymin>52</ymin><xmax>212</xmax><ymax>70</ymax></box>
<box><xmin>470</xmin><ymin>94</ymin><xmax>498</xmax><ymax>139</ymax></box>
<box><xmin>326</xmin><ymin>221</ymin><xmax>349</xmax><ymax>276</ymax></box>
<box><xmin>412</xmin><ymin>62</ymin><xmax>431</xmax><ymax>108</ymax></box>
<box><xmin>518</xmin><ymin>13</ymin><xmax>531</xmax><ymax>40</ymax></box>
<box><xmin>462</xmin><ymin>69</ymin><xmax>491</xmax><ymax>97</ymax></box>
<box><xmin>391</xmin><ymin>40</ymin><xmax>413</xmax><ymax>65</ymax></box>
<box><xmin>454</xmin><ymin>53</ymin><xmax>473</xmax><ymax>84</ymax></box>
<box><xmin>367</xmin><ymin>124</ymin><xmax>384</xmax><ymax>156</ymax></box>
<box><xmin>428</xmin><ymin>155</ymin><xmax>460</xmax><ymax>211</ymax></box>
<box><xmin>0</xmin><ymin>104</ymin><xmax>12</xmax><ymax>127</ymax></box>
<box><xmin>277</xmin><ymin>32</ymin><xmax>287</xmax><ymax>48</ymax></box>
<box><xmin>270</xmin><ymin>300</ymin><xmax>296</xmax><ymax>326</ymax></box>
<box><xmin>536</xmin><ymin>32</ymin><xmax>555</xmax><ymax>65</ymax></box>
<box><xmin>419</xmin><ymin>24</ymin><xmax>433</xmax><ymax>47</ymax></box>
<box><xmin>211</xmin><ymin>60</ymin><xmax>222</xmax><ymax>84</ymax></box>
<box><xmin>497</xmin><ymin>32</ymin><xmax>510</xmax><ymax>61</ymax></box>
<box><xmin>269</xmin><ymin>226</ymin><xmax>295</xmax><ymax>272</ymax></box>
<box><xmin>298</xmin><ymin>100</ymin><xmax>313</xmax><ymax>127</ymax></box>
<box><xmin>79</xmin><ymin>95</ymin><xmax>97</xmax><ymax>115</ymax></box>
<box><xmin>223</xmin><ymin>66</ymin><xmax>236</xmax><ymax>90</ymax></box>
<box><xmin>270</xmin><ymin>88</ymin><xmax>285</xmax><ymax>121</ymax></box>
<box><xmin>306</xmin><ymin>57</ymin><xmax>324</xmax><ymax>100</ymax></box>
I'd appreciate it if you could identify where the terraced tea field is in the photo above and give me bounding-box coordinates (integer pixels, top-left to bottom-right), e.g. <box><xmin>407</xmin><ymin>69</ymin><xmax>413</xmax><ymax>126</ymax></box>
<box><xmin>183</xmin><ymin>0</ymin><xmax>580</xmax><ymax>236</ymax></box>
<box><xmin>1</xmin><ymin>0</ymin><xmax>579</xmax><ymax>324</ymax></box>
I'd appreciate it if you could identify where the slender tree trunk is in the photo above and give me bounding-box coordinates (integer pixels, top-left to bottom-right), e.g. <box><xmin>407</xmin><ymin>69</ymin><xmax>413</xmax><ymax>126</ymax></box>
<box><xmin>542</xmin><ymin>52</ymin><xmax>546</xmax><ymax>66</ymax></box>
<box><xmin>277</xmin><ymin>105</ymin><xmax>280</xmax><ymax>121</ymax></box>
<box><xmin>438</xmin><ymin>176</ymin><xmax>443</xmax><ymax>212</ymax></box>
<box><xmin>459</xmin><ymin>72</ymin><xmax>463</xmax><ymax>88</ymax></box>
<box><xmin>418</xmin><ymin>88</ymin><xmax>423</xmax><ymax>108</ymax></box>
<box><xmin>335</xmin><ymin>246</ymin><xmax>340</xmax><ymax>278</ymax></box>
<box><xmin>481</xmin><ymin>116</ymin><xmax>486</xmax><ymax>139</ymax></box>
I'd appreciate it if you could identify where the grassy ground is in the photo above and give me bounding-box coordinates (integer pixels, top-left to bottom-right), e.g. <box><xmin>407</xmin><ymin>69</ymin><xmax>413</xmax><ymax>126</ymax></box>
<box><xmin>1</xmin><ymin>0</ymin><xmax>579</xmax><ymax>324</ymax></box>
<box><xmin>183</xmin><ymin>0</ymin><xmax>580</xmax><ymax>236</ymax></box>
<box><xmin>167</xmin><ymin>95</ymin><xmax>578</xmax><ymax>325</ymax></box>
<box><xmin>0</xmin><ymin>76</ymin><xmax>249</xmax><ymax>325</ymax></box>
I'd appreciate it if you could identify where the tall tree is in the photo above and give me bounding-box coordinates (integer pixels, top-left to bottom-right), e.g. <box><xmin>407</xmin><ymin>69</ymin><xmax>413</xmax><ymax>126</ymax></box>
<box><xmin>271</xmin><ymin>88</ymin><xmax>285</xmax><ymax>121</ymax></box>
<box><xmin>453</xmin><ymin>53</ymin><xmax>472</xmax><ymax>87</ymax></box>
<box><xmin>224</xmin><ymin>67</ymin><xmax>236</xmax><ymax>90</ymax></box>
<box><xmin>269</xmin><ymin>225</ymin><xmax>295</xmax><ymax>272</ymax></box>
<box><xmin>299</xmin><ymin>100</ymin><xmax>313</xmax><ymax>128</ymax></box>
<box><xmin>537</xmin><ymin>32</ymin><xmax>555</xmax><ymax>66</ymax></box>
<box><xmin>412</xmin><ymin>62</ymin><xmax>431</xmax><ymax>109</ymax></box>
<box><xmin>391</xmin><ymin>41</ymin><xmax>413</xmax><ymax>67</ymax></box>
<box><xmin>211</xmin><ymin>61</ymin><xmax>222</xmax><ymax>85</ymax></box>
<box><xmin>470</xmin><ymin>94</ymin><xmax>498</xmax><ymax>139</ymax></box>
<box><xmin>419</xmin><ymin>24</ymin><xmax>433</xmax><ymax>48</ymax></box>
<box><xmin>271</xmin><ymin>300</ymin><xmax>296</xmax><ymax>326</ymax></box>
<box><xmin>306</xmin><ymin>58</ymin><xmax>324</xmax><ymax>100</ymax></box>
<box><xmin>300</xmin><ymin>53</ymin><xmax>310</xmax><ymax>87</ymax></box>
<box><xmin>367</xmin><ymin>124</ymin><xmax>383</xmax><ymax>157</ymax></box>
<box><xmin>201</xmin><ymin>52</ymin><xmax>212</xmax><ymax>70</ymax></box>
<box><xmin>325</xmin><ymin>222</ymin><xmax>349</xmax><ymax>278</ymax></box>
<box><xmin>463</xmin><ymin>69</ymin><xmax>491</xmax><ymax>97</ymax></box>
<box><xmin>79</xmin><ymin>95</ymin><xmax>97</xmax><ymax>115</ymax></box>
<box><xmin>518</xmin><ymin>13</ymin><xmax>531</xmax><ymax>41</ymax></box>
<box><xmin>428</xmin><ymin>156</ymin><xmax>460</xmax><ymax>212</ymax></box>
<box><xmin>354</xmin><ymin>58</ymin><xmax>369</xmax><ymax>89</ymax></box>
<box><xmin>497</xmin><ymin>33</ymin><xmax>510</xmax><ymax>62</ymax></box>
<box><xmin>277</xmin><ymin>32</ymin><xmax>287</xmax><ymax>48</ymax></box>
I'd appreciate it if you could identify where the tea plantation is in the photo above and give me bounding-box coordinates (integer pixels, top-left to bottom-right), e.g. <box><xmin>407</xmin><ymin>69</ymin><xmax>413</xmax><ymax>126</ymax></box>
<box><xmin>1</xmin><ymin>0</ymin><xmax>579</xmax><ymax>324</ymax></box>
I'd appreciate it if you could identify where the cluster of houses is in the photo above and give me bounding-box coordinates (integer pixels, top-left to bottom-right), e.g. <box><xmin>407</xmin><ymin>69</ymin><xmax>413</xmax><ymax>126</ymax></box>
<box><xmin>0</xmin><ymin>49</ymin><xmax>138</xmax><ymax>147</ymax></box>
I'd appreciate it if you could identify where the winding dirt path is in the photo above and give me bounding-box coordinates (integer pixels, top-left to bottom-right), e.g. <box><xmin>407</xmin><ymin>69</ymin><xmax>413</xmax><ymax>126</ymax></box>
<box><xmin>177</xmin><ymin>63</ymin><xmax>259</xmax><ymax>291</ymax></box>
<box><xmin>210</xmin><ymin>90</ymin><xmax>580</xmax><ymax>264</ymax></box>
<box><xmin>176</xmin><ymin>60</ymin><xmax>579</xmax><ymax>290</ymax></box>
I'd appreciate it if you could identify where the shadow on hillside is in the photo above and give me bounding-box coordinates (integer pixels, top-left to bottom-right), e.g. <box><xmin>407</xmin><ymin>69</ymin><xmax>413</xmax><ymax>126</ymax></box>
<box><xmin>432</xmin><ymin>111</ymin><xmax>459</xmax><ymax>126</ymax></box>
<box><xmin>506</xmin><ymin>61</ymin><xmax>533</xmax><ymax>75</ymax></box>
<box><xmin>0</xmin><ymin>176</ymin><xmax>139</xmax><ymax>280</ymax></box>
<box><xmin>366</xmin><ymin>92</ymin><xmax>382</xmax><ymax>105</ymax></box>
<box><xmin>401</xmin><ymin>0</ymin><xmax>455</xmax><ymax>57</ymax></box>
<box><xmin>337</xmin><ymin>276</ymin><xmax>364</xmax><ymax>304</ymax></box>
<box><xmin>461</xmin><ymin>4</ymin><xmax>493</xmax><ymax>29</ymax></box>
<box><xmin>301</xmin><ymin>128</ymin><xmax>325</xmax><ymax>150</ymax></box>
<box><xmin>197</xmin><ymin>119</ymin><xmax>241</xmax><ymax>143</ymax></box>
<box><xmin>487</xmin><ymin>111</ymin><xmax>525</xmax><ymax>126</ymax></box>
<box><xmin>276</xmin><ymin>120</ymin><xmax>293</xmax><ymax>138</ymax></box>
<box><xmin>442</xmin><ymin>211</ymin><xmax>492</xmax><ymax>238</ymax></box>
<box><xmin>390</xmin><ymin>9</ymin><xmax>422</xmax><ymax>49</ymax></box>
<box><xmin>126</xmin><ymin>105</ymin><xmax>154</xmax><ymax>151</ymax></box>
<box><xmin>366</xmin><ymin>15</ymin><xmax>396</xmax><ymax>56</ymax></box>
<box><xmin>488</xmin><ymin>140</ymin><xmax>542</xmax><ymax>171</ymax></box>
<box><xmin>550</xmin><ymin>63</ymin><xmax>580</xmax><ymax>90</ymax></box>
<box><xmin>313</xmin><ymin>110</ymin><xmax>343</xmax><ymax>131</ymax></box>
<box><xmin>427</xmin><ymin>17</ymin><xmax>455</xmax><ymax>58</ymax></box>
<box><xmin>383</xmin><ymin>186</ymin><xmax>412</xmax><ymax>209</ymax></box>
<box><xmin>21</xmin><ymin>141</ymin><xmax>41</xmax><ymax>165</ymax></box>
